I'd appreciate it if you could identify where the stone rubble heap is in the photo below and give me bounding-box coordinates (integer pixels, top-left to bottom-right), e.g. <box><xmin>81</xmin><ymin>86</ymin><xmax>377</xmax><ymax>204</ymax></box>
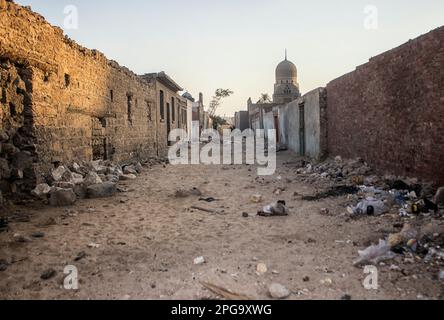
<box><xmin>31</xmin><ymin>159</ymin><xmax>158</xmax><ymax>207</ymax></box>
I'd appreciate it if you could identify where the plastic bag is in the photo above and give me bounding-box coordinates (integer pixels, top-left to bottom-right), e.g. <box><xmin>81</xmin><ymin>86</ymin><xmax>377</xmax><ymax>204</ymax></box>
<box><xmin>348</xmin><ymin>198</ymin><xmax>389</xmax><ymax>216</ymax></box>
<box><xmin>353</xmin><ymin>239</ymin><xmax>396</xmax><ymax>266</ymax></box>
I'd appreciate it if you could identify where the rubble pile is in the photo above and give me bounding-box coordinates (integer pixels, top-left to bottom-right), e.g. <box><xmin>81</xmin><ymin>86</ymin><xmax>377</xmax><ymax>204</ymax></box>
<box><xmin>31</xmin><ymin>159</ymin><xmax>162</xmax><ymax>207</ymax></box>
<box><xmin>292</xmin><ymin>156</ymin><xmax>444</xmax><ymax>271</ymax></box>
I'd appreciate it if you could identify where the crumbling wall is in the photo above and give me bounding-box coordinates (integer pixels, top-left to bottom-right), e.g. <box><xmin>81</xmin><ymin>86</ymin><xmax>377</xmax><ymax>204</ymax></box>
<box><xmin>0</xmin><ymin>1</ymin><xmax>159</xmax><ymax>192</ymax></box>
<box><xmin>0</xmin><ymin>59</ymin><xmax>37</xmax><ymax>198</ymax></box>
<box><xmin>327</xmin><ymin>26</ymin><xmax>444</xmax><ymax>185</ymax></box>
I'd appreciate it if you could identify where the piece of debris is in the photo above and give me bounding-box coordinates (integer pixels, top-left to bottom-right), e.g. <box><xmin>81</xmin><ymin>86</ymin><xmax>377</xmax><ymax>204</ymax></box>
<box><xmin>31</xmin><ymin>231</ymin><xmax>45</xmax><ymax>238</ymax></box>
<box><xmin>86</xmin><ymin>182</ymin><xmax>117</xmax><ymax>199</ymax></box>
<box><xmin>353</xmin><ymin>240</ymin><xmax>396</xmax><ymax>267</ymax></box>
<box><xmin>341</xmin><ymin>294</ymin><xmax>352</xmax><ymax>300</ymax></box>
<box><xmin>347</xmin><ymin>198</ymin><xmax>388</xmax><ymax>216</ymax></box>
<box><xmin>268</xmin><ymin>283</ymin><xmax>291</xmax><ymax>299</ymax></box>
<box><xmin>302</xmin><ymin>186</ymin><xmax>359</xmax><ymax>201</ymax></box>
<box><xmin>250</xmin><ymin>194</ymin><xmax>263</xmax><ymax>203</ymax></box>
<box><xmin>194</xmin><ymin>256</ymin><xmax>205</xmax><ymax>265</ymax></box>
<box><xmin>31</xmin><ymin>183</ymin><xmax>52</xmax><ymax>199</ymax></box>
<box><xmin>87</xmin><ymin>243</ymin><xmax>101</xmax><ymax>249</ymax></box>
<box><xmin>201</xmin><ymin>281</ymin><xmax>252</xmax><ymax>300</ymax></box>
<box><xmin>242</xmin><ymin>212</ymin><xmax>249</xmax><ymax>218</ymax></box>
<box><xmin>49</xmin><ymin>188</ymin><xmax>76</xmax><ymax>207</ymax></box>
<box><xmin>303</xmin><ymin>276</ymin><xmax>310</xmax><ymax>282</ymax></box>
<box><xmin>199</xmin><ymin>197</ymin><xmax>217</xmax><ymax>203</ymax></box>
<box><xmin>258</xmin><ymin>200</ymin><xmax>289</xmax><ymax>217</ymax></box>
<box><xmin>175</xmin><ymin>187</ymin><xmax>202</xmax><ymax>198</ymax></box>
<box><xmin>433</xmin><ymin>187</ymin><xmax>444</xmax><ymax>206</ymax></box>
<box><xmin>320</xmin><ymin>208</ymin><xmax>330</xmax><ymax>215</ymax></box>
<box><xmin>0</xmin><ymin>259</ymin><xmax>8</xmax><ymax>272</ymax></box>
<box><xmin>256</xmin><ymin>263</ymin><xmax>268</xmax><ymax>275</ymax></box>
<box><xmin>0</xmin><ymin>217</ymin><xmax>8</xmax><ymax>232</ymax></box>
<box><xmin>13</xmin><ymin>233</ymin><xmax>32</xmax><ymax>243</ymax></box>
<box><xmin>40</xmin><ymin>268</ymin><xmax>57</xmax><ymax>280</ymax></box>
<box><xmin>320</xmin><ymin>278</ymin><xmax>333</xmax><ymax>286</ymax></box>
<box><xmin>74</xmin><ymin>251</ymin><xmax>87</xmax><ymax>262</ymax></box>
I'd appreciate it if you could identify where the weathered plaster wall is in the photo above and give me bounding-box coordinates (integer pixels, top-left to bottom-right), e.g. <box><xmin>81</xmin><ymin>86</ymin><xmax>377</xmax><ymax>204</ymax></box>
<box><xmin>281</xmin><ymin>88</ymin><xmax>327</xmax><ymax>160</ymax></box>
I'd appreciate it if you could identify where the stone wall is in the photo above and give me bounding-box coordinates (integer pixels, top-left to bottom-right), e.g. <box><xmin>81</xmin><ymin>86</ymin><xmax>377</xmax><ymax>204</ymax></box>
<box><xmin>0</xmin><ymin>0</ymin><xmax>160</xmax><ymax>197</ymax></box>
<box><xmin>327</xmin><ymin>26</ymin><xmax>444</xmax><ymax>185</ymax></box>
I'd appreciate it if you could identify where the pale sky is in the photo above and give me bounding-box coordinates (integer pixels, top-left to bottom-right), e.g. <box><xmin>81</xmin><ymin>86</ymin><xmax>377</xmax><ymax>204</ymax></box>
<box><xmin>16</xmin><ymin>0</ymin><xmax>444</xmax><ymax>116</ymax></box>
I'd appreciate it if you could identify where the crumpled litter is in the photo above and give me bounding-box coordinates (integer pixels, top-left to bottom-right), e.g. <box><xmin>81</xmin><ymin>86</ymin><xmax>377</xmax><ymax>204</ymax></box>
<box><xmin>353</xmin><ymin>240</ymin><xmax>396</xmax><ymax>266</ymax></box>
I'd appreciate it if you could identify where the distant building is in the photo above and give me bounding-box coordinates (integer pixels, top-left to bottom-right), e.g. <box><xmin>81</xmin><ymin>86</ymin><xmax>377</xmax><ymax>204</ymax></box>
<box><xmin>234</xmin><ymin>111</ymin><xmax>249</xmax><ymax>131</ymax></box>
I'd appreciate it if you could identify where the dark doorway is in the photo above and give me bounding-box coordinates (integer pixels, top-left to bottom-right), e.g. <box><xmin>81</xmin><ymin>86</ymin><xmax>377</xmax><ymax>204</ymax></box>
<box><xmin>166</xmin><ymin>102</ymin><xmax>171</xmax><ymax>146</ymax></box>
<box><xmin>274</xmin><ymin>115</ymin><xmax>280</xmax><ymax>145</ymax></box>
<box><xmin>299</xmin><ymin>103</ymin><xmax>305</xmax><ymax>156</ymax></box>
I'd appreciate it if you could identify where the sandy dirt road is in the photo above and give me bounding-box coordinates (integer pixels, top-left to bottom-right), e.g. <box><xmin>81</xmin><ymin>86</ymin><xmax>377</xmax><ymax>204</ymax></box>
<box><xmin>0</xmin><ymin>151</ymin><xmax>443</xmax><ymax>300</ymax></box>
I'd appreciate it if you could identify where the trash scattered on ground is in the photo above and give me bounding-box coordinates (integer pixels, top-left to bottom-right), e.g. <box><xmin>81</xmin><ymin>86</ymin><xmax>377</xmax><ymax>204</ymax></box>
<box><xmin>258</xmin><ymin>201</ymin><xmax>289</xmax><ymax>217</ymax></box>
<box><xmin>268</xmin><ymin>283</ymin><xmax>291</xmax><ymax>299</ymax></box>
<box><xmin>320</xmin><ymin>208</ymin><xmax>330</xmax><ymax>215</ymax></box>
<box><xmin>87</xmin><ymin>243</ymin><xmax>101</xmax><ymax>249</ymax></box>
<box><xmin>201</xmin><ymin>281</ymin><xmax>252</xmax><ymax>300</ymax></box>
<box><xmin>13</xmin><ymin>233</ymin><xmax>31</xmax><ymax>243</ymax></box>
<box><xmin>40</xmin><ymin>268</ymin><xmax>57</xmax><ymax>280</ymax></box>
<box><xmin>194</xmin><ymin>256</ymin><xmax>205</xmax><ymax>265</ymax></box>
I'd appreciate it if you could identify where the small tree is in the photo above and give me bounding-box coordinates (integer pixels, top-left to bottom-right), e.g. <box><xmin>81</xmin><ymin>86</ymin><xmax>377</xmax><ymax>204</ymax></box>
<box><xmin>257</xmin><ymin>93</ymin><xmax>272</xmax><ymax>104</ymax></box>
<box><xmin>208</xmin><ymin>88</ymin><xmax>233</xmax><ymax>117</ymax></box>
<box><xmin>211</xmin><ymin>115</ymin><xmax>228</xmax><ymax>130</ymax></box>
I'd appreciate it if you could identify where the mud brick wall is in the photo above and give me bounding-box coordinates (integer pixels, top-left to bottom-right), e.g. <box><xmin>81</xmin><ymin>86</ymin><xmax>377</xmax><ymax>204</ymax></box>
<box><xmin>0</xmin><ymin>59</ymin><xmax>37</xmax><ymax>197</ymax></box>
<box><xmin>0</xmin><ymin>0</ymin><xmax>159</xmax><ymax>192</ymax></box>
<box><xmin>327</xmin><ymin>26</ymin><xmax>444</xmax><ymax>185</ymax></box>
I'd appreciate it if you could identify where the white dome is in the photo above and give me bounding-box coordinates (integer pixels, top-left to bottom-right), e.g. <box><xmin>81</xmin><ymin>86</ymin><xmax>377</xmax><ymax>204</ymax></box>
<box><xmin>276</xmin><ymin>59</ymin><xmax>297</xmax><ymax>81</ymax></box>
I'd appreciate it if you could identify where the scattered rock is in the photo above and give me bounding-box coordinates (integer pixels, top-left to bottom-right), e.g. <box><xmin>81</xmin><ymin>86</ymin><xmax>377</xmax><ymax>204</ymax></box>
<box><xmin>87</xmin><ymin>243</ymin><xmax>100</xmax><ymax>249</ymax></box>
<box><xmin>40</xmin><ymin>268</ymin><xmax>57</xmax><ymax>280</ymax></box>
<box><xmin>31</xmin><ymin>183</ymin><xmax>52</xmax><ymax>198</ymax></box>
<box><xmin>242</xmin><ymin>212</ymin><xmax>249</xmax><ymax>218</ymax></box>
<box><xmin>119</xmin><ymin>174</ymin><xmax>137</xmax><ymax>181</ymax></box>
<box><xmin>13</xmin><ymin>233</ymin><xmax>32</xmax><ymax>243</ymax></box>
<box><xmin>194</xmin><ymin>256</ymin><xmax>205</xmax><ymax>265</ymax></box>
<box><xmin>123</xmin><ymin>165</ymin><xmax>137</xmax><ymax>175</ymax></box>
<box><xmin>341</xmin><ymin>294</ymin><xmax>352</xmax><ymax>300</ymax></box>
<box><xmin>320</xmin><ymin>208</ymin><xmax>330</xmax><ymax>215</ymax></box>
<box><xmin>268</xmin><ymin>283</ymin><xmax>291</xmax><ymax>299</ymax></box>
<box><xmin>83</xmin><ymin>172</ymin><xmax>103</xmax><ymax>186</ymax></box>
<box><xmin>49</xmin><ymin>188</ymin><xmax>76</xmax><ymax>207</ymax></box>
<box><xmin>86</xmin><ymin>182</ymin><xmax>117</xmax><ymax>199</ymax></box>
<box><xmin>433</xmin><ymin>187</ymin><xmax>444</xmax><ymax>206</ymax></box>
<box><xmin>134</xmin><ymin>162</ymin><xmax>143</xmax><ymax>173</ymax></box>
<box><xmin>51</xmin><ymin>166</ymin><xmax>67</xmax><ymax>181</ymax></box>
<box><xmin>303</xmin><ymin>276</ymin><xmax>310</xmax><ymax>282</ymax></box>
<box><xmin>250</xmin><ymin>194</ymin><xmax>263</xmax><ymax>203</ymax></box>
<box><xmin>256</xmin><ymin>263</ymin><xmax>268</xmax><ymax>275</ymax></box>
<box><xmin>320</xmin><ymin>278</ymin><xmax>333</xmax><ymax>286</ymax></box>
